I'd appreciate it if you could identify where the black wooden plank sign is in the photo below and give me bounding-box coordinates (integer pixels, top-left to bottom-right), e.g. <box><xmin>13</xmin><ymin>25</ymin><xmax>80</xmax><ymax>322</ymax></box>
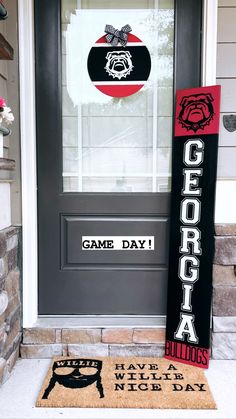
<box><xmin>165</xmin><ymin>85</ymin><xmax>221</xmax><ymax>369</ymax></box>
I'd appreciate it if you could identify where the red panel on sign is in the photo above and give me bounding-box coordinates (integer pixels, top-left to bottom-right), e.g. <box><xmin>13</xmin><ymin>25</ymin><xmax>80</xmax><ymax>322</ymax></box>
<box><xmin>174</xmin><ymin>85</ymin><xmax>221</xmax><ymax>137</ymax></box>
<box><xmin>165</xmin><ymin>341</ymin><xmax>210</xmax><ymax>369</ymax></box>
<box><xmin>96</xmin><ymin>34</ymin><xmax>143</xmax><ymax>43</ymax></box>
<box><xmin>95</xmin><ymin>84</ymin><xmax>144</xmax><ymax>98</ymax></box>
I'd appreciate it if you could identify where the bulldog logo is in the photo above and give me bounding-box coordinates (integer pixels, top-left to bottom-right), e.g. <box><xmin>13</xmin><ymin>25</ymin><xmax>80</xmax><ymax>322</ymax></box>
<box><xmin>178</xmin><ymin>93</ymin><xmax>215</xmax><ymax>132</ymax></box>
<box><xmin>42</xmin><ymin>358</ymin><xmax>104</xmax><ymax>399</ymax></box>
<box><xmin>105</xmin><ymin>50</ymin><xmax>134</xmax><ymax>80</ymax></box>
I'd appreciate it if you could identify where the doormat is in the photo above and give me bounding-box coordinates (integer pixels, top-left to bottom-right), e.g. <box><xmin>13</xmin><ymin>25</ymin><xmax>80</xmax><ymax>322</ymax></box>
<box><xmin>36</xmin><ymin>357</ymin><xmax>216</xmax><ymax>409</ymax></box>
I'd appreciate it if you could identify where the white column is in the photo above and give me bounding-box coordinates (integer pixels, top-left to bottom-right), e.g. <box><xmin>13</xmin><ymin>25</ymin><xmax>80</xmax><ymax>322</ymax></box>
<box><xmin>18</xmin><ymin>0</ymin><xmax>38</xmax><ymax>326</ymax></box>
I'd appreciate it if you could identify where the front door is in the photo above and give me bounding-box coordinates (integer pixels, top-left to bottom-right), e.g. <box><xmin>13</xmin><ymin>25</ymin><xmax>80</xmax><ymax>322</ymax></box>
<box><xmin>35</xmin><ymin>0</ymin><xmax>202</xmax><ymax>315</ymax></box>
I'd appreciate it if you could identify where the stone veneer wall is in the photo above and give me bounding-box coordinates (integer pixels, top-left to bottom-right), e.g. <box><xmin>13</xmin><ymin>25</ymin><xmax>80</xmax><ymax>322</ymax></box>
<box><xmin>20</xmin><ymin>328</ymin><xmax>166</xmax><ymax>359</ymax></box>
<box><xmin>212</xmin><ymin>224</ymin><xmax>236</xmax><ymax>359</ymax></box>
<box><xmin>0</xmin><ymin>226</ymin><xmax>21</xmax><ymax>384</ymax></box>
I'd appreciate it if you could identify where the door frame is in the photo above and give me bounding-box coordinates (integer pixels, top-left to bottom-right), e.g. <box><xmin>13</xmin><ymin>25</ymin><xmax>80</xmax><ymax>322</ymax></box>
<box><xmin>19</xmin><ymin>0</ymin><xmax>218</xmax><ymax>327</ymax></box>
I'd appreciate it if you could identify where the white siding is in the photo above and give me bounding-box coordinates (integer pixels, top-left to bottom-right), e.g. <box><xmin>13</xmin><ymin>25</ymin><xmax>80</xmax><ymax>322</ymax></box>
<box><xmin>217</xmin><ymin>5</ymin><xmax>236</xmax><ymax>179</ymax></box>
<box><xmin>0</xmin><ymin>18</ymin><xmax>9</xmax><ymax>159</ymax></box>
<box><xmin>0</xmin><ymin>183</ymin><xmax>11</xmax><ymax>230</ymax></box>
<box><xmin>217</xmin><ymin>79</ymin><xmax>236</xmax><ymax>112</ymax></box>
<box><xmin>0</xmin><ymin>1</ymin><xmax>21</xmax><ymax>224</ymax></box>
<box><xmin>218</xmin><ymin>0</ymin><xmax>236</xmax><ymax>6</ymax></box>
<box><xmin>217</xmin><ymin>147</ymin><xmax>236</xmax><ymax>177</ymax></box>
<box><xmin>215</xmin><ymin>180</ymin><xmax>236</xmax><ymax>223</ymax></box>
<box><xmin>217</xmin><ymin>44</ymin><xmax>236</xmax><ymax>77</ymax></box>
<box><xmin>219</xmin><ymin>116</ymin><xmax>236</xmax><ymax>146</ymax></box>
<box><xmin>218</xmin><ymin>8</ymin><xmax>236</xmax><ymax>41</ymax></box>
<box><xmin>6</xmin><ymin>0</ymin><xmax>22</xmax><ymax>224</ymax></box>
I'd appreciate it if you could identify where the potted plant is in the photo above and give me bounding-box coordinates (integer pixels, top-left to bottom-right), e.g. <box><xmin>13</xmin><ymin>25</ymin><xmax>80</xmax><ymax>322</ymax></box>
<box><xmin>0</xmin><ymin>97</ymin><xmax>14</xmax><ymax>158</ymax></box>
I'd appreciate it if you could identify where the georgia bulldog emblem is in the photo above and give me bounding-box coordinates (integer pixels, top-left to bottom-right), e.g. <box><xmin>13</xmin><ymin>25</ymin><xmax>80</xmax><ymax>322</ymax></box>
<box><xmin>87</xmin><ymin>31</ymin><xmax>151</xmax><ymax>98</ymax></box>
<box><xmin>105</xmin><ymin>50</ymin><xmax>134</xmax><ymax>80</ymax></box>
<box><xmin>178</xmin><ymin>93</ymin><xmax>215</xmax><ymax>132</ymax></box>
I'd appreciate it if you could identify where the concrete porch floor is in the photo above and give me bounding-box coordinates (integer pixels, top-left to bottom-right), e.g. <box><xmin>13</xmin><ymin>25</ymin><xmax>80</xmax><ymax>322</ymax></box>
<box><xmin>0</xmin><ymin>359</ymin><xmax>235</xmax><ymax>419</ymax></box>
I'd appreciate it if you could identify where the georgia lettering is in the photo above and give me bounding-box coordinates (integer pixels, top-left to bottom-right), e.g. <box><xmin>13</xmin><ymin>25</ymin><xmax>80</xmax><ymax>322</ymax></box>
<box><xmin>174</xmin><ymin>138</ymin><xmax>204</xmax><ymax>344</ymax></box>
<box><xmin>165</xmin><ymin>85</ymin><xmax>220</xmax><ymax>369</ymax></box>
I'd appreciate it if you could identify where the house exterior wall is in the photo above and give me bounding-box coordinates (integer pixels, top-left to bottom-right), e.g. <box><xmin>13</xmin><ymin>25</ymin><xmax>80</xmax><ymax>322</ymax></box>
<box><xmin>211</xmin><ymin>0</ymin><xmax>236</xmax><ymax>359</ymax></box>
<box><xmin>5</xmin><ymin>0</ymin><xmax>21</xmax><ymax>226</ymax></box>
<box><xmin>0</xmin><ymin>0</ymin><xmax>21</xmax><ymax>225</ymax></box>
<box><xmin>20</xmin><ymin>1</ymin><xmax>236</xmax><ymax>360</ymax></box>
<box><xmin>0</xmin><ymin>0</ymin><xmax>235</xmax><ymax>376</ymax></box>
<box><xmin>213</xmin><ymin>225</ymin><xmax>236</xmax><ymax>358</ymax></box>
<box><xmin>0</xmin><ymin>12</ymin><xmax>8</xmax><ymax>86</ymax></box>
<box><xmin>0</xmin><ymin>225</ymin><xmax>21</xmax><ymax>384</ymax></box>
<box><xmin>20</xmin><ymin>328</ymin><xmax>166</xmax><ymax>359</ymax></box>
<box><xmin>0</xmin><ymin>0</ymin><xmax>22</xmax><ymax>385</ymax></box>
<box><xmin>217</xmin><ymin>1</ymin><xmax>236</xmax><ymax>178</ymax></box>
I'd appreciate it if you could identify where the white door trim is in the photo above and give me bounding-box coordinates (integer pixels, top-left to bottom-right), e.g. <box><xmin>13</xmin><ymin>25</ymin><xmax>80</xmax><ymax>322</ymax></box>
<box><xmin>19</xmin><ymin>0</ymin><xmax>218</xmax><ymax>327</ymax></box>
<box><xmin>202</xmin><ymin>0</ymin><xmax>218</xmax><ymax>86</ymax></box>
<box><xmin>19</xmin><ymin>0</ymin><xmax>38</xmax><ymax>327</ymax></box>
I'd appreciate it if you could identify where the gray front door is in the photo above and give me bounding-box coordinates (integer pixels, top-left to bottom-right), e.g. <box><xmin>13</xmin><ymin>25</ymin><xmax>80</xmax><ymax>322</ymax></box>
<box><xmin>35</xmin><ymin>0</ymin><xmax>202</xmax><ymax>315</ymax></box>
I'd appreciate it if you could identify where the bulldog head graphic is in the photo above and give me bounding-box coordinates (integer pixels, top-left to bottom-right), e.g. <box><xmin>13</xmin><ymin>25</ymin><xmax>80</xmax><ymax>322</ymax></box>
<box><xmin>105</xmin><ymin>50</ymin><xmax>134</xmax><ymax>80</ymax></box>
<box><xmin>178</xmin><ymin>93</ymin><xmax>215</xmax><ymax>132</ymax></box>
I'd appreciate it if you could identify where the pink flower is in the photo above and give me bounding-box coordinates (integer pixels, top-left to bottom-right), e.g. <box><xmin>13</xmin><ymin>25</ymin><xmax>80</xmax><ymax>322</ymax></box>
<box><xmin>0</xmin><ymin>97</ymin><xmax>6</xmax><ymax>108</ymax></box>
<box><xmin>0</xmin><ymin>98</ymin><xmax>14</xmax><ymax>125</ymax></box>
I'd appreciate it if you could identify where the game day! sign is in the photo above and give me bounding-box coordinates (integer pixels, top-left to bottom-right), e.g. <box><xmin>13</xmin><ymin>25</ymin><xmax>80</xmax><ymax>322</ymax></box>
<box><xmin>165</xmin><ymin>85</ymin><xmax>221</xmax><ymax>369</ymax></box>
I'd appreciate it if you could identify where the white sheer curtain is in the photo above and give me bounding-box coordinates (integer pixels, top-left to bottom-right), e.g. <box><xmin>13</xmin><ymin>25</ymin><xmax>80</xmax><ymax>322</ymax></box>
<box><xmin>62</xmin><ymin>2</ymin><xmax>174</xmax><ymax>192</ymax></box>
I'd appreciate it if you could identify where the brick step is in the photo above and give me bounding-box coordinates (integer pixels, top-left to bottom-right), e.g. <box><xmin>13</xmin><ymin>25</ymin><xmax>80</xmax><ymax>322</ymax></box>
<box><xmin>20</xmin><ymin>327</ymin><xmax>166</xmax><ymax>358</ymax></box>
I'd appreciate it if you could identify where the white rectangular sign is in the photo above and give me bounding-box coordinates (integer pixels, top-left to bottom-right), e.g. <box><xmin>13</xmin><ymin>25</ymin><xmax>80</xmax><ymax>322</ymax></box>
<box><xmin>82</xmin><ymin>236</ymin><xmax>155</xmax><ymax>250</ymax></box>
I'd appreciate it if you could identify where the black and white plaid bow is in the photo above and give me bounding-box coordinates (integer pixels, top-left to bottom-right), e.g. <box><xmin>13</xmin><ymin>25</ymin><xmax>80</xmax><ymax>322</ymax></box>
<box><xmin>104</xmin><ymin>24</ymin><xmax>132</xmax><ymax>46</ymax></box>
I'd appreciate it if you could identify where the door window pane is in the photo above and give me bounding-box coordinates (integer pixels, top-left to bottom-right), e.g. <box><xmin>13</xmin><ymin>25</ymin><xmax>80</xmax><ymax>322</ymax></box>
<box><xmin>62</xmin><ymin>0</ymin><xmax>174</xmax><ymax>192</ymax></box>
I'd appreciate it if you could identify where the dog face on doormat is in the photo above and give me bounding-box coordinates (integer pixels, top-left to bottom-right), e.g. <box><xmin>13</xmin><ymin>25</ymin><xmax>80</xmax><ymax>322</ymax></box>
<box><xmin>42</xmin><ymin>358</ymin><xmax>104</xmax><ymax>399</ymax></box>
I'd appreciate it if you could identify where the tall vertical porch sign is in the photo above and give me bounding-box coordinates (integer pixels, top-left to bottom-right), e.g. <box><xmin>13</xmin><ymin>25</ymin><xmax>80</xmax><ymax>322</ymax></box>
<box><xmin>165</xmin><ymin>85</ymin><xmax>221</xmax><ymax>369</ymax></box>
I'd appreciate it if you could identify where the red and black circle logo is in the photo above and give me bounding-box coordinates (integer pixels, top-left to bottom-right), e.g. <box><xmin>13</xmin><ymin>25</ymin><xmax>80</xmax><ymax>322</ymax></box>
<box><xmin>87</xmin><ymin>33</ymin><xmax>151</xmax><ymax>98</ymax></box>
